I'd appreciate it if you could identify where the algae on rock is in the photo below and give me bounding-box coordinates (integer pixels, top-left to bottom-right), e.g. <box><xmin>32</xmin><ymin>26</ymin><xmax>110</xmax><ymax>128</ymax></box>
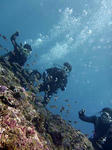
<box><xmin>0</xmin><ymin>59</ymin><xmax>95</xmax><ymax>150</ymax></box>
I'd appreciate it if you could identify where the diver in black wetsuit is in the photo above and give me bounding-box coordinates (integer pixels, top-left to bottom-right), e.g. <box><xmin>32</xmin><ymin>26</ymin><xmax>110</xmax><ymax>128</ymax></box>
<box><xmin>78</xmin><ymin>107</ymin><xmax>112</xmax><ymax>150</ymax></box>
<box><xmin>39</xmin><ymin>62</ymin><xmax>72</xmax><ymax>106</ymax></box>
<box><xmin>4</xmin><ymin>31</ymin><xmax>32</xmax><ymax>66</ymax></box>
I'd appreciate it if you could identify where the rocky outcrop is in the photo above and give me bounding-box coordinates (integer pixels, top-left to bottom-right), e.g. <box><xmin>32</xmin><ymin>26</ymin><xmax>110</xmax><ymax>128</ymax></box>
<box><xmin>0</xmin><ymin>58</ymin><xmax>95</xmax><ymax>150</ymax></box>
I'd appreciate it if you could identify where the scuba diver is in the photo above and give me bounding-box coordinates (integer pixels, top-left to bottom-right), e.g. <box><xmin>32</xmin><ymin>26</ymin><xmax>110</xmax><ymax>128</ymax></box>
<box><xmin>38</xmin><ymin>62</ymin><xmax>72</xmax><ymax>106</ymax></box>
<box><xmin>78</xmin><ymin>107</ymin><xmax>112</xmax><ymax>150</ymax></box>
<box><xmin>3</xmin><ymin>31</ymin><xmax>32</xmax><ymax>66</ymax></box>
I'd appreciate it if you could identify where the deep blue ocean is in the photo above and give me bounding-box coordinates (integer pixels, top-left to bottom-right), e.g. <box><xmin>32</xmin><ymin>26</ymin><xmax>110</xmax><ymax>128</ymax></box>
<box><xmin>0</xmin><ymin>0</ymin><xmax>112</xmax><ymax>136</ymax></box>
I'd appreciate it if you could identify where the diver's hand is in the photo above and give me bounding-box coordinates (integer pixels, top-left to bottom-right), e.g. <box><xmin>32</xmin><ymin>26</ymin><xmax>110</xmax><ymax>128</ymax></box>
<box><xmin>15</xmin><ymin>31</ymin><xmax>19</xmax><ymax>36</ymax></box>
<box><xmin>79</xmin><ymin>109</ymin><xmax>85</xmax><ymax>116</ymax></box>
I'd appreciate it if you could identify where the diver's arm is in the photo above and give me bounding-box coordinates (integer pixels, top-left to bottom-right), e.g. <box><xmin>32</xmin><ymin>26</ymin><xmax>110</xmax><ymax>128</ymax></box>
<box><xmin>10</xmin><ymin>32</ymin><xmax>20</xmax><ymax>50</ymax></box>
<box><xmin>79</xmin><ymin>109</ymin><xmax>96</xmax><ymax>123</ymax></box>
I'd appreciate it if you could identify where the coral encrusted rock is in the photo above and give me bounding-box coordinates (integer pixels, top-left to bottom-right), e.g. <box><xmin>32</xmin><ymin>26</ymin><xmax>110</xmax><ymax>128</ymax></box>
<box><xmin>0</xmin><ymin>58</ymin><xmax>95</xmax><ymax>150</ymax></box>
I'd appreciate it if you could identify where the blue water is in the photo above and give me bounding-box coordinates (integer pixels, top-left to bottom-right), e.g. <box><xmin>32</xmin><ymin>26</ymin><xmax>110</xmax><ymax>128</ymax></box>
<box><xmin>1</xmin><ymin>0</ymin><xmax>112</xmax><ymax>136</ymax></box>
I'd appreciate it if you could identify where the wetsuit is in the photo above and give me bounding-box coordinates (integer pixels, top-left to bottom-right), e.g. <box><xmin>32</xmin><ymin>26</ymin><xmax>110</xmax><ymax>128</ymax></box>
<box><xmin>4</xmin><ymin>32</ymin><xmax>30</xmax><ymax>66</ymax></box>
<box><xmin>79</xmin><ymin>112</ymin><xmax>112</xmax><ymax>150</ymax></box>
<box><xmin>39</xmin><ymin>67</ymin><xmax>67</xmax><ymax>105</ymax></box>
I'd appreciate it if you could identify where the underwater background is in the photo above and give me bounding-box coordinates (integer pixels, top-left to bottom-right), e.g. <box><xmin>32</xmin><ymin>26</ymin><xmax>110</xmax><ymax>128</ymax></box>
<box><xmin>0</xmin><ymin>0</ymin><xmax>112</xmax><ymax>136</ymax></box>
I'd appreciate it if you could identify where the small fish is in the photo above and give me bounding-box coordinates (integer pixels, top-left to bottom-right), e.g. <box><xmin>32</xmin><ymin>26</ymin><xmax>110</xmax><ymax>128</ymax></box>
<box><xmin>0</xmin><ymin>34</ymin><xmax>8</xmax><ymax>40</ymax></box>
<box><xmin>68</xmin><ymin>120</ymin><xmax>72</xmax><ymax>123</ymax></box>
<box><xmin>64</xmin><ymin>99</ymin><xmax>69</xmax><ymax>102</ymax></box>
<box><xmin>49</xmin><ymin>105</ymin><xmax>58</xmax><ymax>109</ymax></box>
<box><xmin>66</xmin><ymin>109</ymin><xmax>70</xmax><ymax>114</ymax></box>
<box><xmin>54</xmin><ymin>96</ymin><xmax>58</xmax><ymax>101</ymax></box>
<box><xmin>26</xmin><ymin>64</ymin><xmax>30</xmax><ymax>67</ymax></box>
<box><xmin>74</xmin><ymin>121</ymin><xmax>78</xmax><ymax>124</ymax></box>
<box><xmin>67</xmin><ymin>104</ymin><xmax>71</xmax><ymax>107</ymax></box>
<box><xmin>60</xmin><ymin>106</ymin><xmax>65</xmax><ymax>113</ymax></box>
<box><xmin>2</xmin><ymin>35</ymin><xmax>7</xmax><ymax>40</ymax></box>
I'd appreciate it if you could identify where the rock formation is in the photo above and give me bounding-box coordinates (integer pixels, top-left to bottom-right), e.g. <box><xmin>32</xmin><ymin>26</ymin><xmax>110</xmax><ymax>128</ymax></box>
<box><xmin>0</xmin><ymin>59</ymin><xmax>95</xmax><ymax>150</ymax></box>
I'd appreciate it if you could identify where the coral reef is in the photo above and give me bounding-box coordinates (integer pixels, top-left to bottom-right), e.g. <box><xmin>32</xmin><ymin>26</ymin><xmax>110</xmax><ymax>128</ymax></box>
<box><xmin>0</xmin><ymin>58</ymin><xmax>95</xmax><ymax>150</ymax></box>
<box><xmin>0</xmin><ymin>88</ymin><xmax>49</xmax><ymax>150</ymax></box>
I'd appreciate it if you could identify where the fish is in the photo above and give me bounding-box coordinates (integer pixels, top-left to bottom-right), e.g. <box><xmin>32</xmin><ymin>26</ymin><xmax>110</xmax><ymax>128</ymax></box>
<box><xmin>0</xmin><ymin>34</ymin><xmax>8</xmax><ymax>40</ymax></box>
<box><xmin>49</xmin><ymin>105</ymin><xmax>58</xmax><ymax>109</ymax></box>
<box><xmin>2</xmin><ymin>35</ymin><xmax>7</xmax><ymax>40</ymax></box>
<box><xmin>67</xmin><ymin>104</ymin><xmax>71</xmax><ymax>107</ymax></box>
<box><xmin>74</xmin><ymin>121</ymin><xmax>78</xmax><ymax>124</ymax></box>
<box><xmin>60</xmin><ymin>106</ymin><xmax>65</xmax><ymax>113</ymax></box>
<box><xmin>66</xmin><ymin>109</ymin><xmax>70</xmax><ymax>114</ymax></box>
<box><xmin>54</xmin><ymin>96</ymin><xmax>58</xmax><ymax>101</ymax></box>
<box><xmin>26</xmin><ymin>64</ymin><xmax>30</xmax><ymax>67</ymax></box>
<box><xmin>64</xmin><ymin>99</ymin><xmax>69</xmax><ymax>102</ymax></box>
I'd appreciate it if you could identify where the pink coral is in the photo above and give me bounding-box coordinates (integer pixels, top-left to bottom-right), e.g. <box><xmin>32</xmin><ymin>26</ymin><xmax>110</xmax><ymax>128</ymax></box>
<box><xmin>0</xmin><ymin>85</ymin><xmax>8</xmax><ymax>92</ymax></box>
<box><xmin>0</xmin><ymin>108</ymin><xmax>49</xmax><ymax>150</ymax></box>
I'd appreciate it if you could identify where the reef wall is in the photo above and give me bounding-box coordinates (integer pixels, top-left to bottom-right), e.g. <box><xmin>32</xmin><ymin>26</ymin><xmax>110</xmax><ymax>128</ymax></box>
<box><xmin>0</xmin><ymin>59</ymin><xmax>95</xmax><ymax>150</ymax></box>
